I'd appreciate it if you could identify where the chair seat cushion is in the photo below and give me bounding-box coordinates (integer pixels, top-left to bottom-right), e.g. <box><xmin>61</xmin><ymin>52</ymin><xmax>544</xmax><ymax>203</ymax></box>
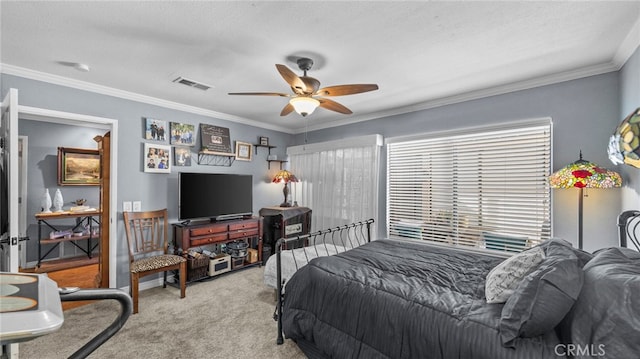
<box><xmin>132</xmin><ymin>254</ymin><xmax>186</xmax><ymax>273</ymax></box>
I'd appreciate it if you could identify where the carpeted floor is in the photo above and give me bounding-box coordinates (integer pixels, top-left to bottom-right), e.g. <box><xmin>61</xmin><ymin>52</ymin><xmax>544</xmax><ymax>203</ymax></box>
<box><xmin>19</xmin><ymin>267</ymin><xmax>305</xmax><ymax>358</ymax></box>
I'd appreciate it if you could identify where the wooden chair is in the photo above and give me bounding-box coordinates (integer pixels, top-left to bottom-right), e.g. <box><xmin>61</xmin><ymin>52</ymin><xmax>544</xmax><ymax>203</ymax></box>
<box><xmin>123</xmin><ymin>209</ymin><xmax>186</xmax><ymax>314</ymax></box>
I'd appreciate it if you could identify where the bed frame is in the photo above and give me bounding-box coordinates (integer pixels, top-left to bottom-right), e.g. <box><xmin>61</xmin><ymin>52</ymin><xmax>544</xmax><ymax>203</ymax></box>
<box><xmin>618</xmin><ymin>210</ymin><xmax>640</xmax><ymax>250</ymax></box>
<box><xmin>274</xmin><ymin>218</ymin><xmax>374</xmax><ymax>344</ymax></box>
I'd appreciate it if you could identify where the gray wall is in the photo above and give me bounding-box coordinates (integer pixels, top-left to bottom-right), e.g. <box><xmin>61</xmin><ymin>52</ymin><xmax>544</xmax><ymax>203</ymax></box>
<box><xmin>295</xmin><ymin>72</ymin><xmax>625</xmax><ymax>253</ymax></box>
<box><xmin>2</xmin><ymin>74</ymin><xmax>295</xmax><ymax>288</ymax></box>
<box><xmin>618</xmin><ymin>46</ymin><xmax>640</xmax><ymax>212</ymax></box>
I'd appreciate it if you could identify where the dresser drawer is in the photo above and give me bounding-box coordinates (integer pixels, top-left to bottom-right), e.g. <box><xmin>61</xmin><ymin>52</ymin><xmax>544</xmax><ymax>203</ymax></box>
<box><xmin>229</xmin><ymin>220</ymin><xmax>258</xmax><ymax>231</ymax></box>
<box><xmin>190</xmin><ymin>232</ymin><xmax>228</xmax><ymax>246</ymax></box>
<box><xmin>190</xmin><ymin>225</ymin><xmax>227</xmax><ymax>237</ymax></box>
<box><xmin>229</xmin><ymin>228</ymin><xmax>259</xmax><ymax>239</ymax></box>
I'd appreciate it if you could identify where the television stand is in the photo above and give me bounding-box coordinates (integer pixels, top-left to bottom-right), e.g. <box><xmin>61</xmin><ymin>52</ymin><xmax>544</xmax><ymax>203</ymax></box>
<box><xmin>173</xmin><ymin>217</ymin><xmax>263</xmax><ymax>283</ymax></box>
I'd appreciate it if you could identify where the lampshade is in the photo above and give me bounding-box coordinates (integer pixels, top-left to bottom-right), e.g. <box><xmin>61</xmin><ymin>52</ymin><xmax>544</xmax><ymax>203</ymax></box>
<box><xmin>273</xmin><ymin>170</ymin><xmax>298</xmax><ymax>207</ymax></box>
<box><xmin>549</xmin><ymin>152</ymin><xmax>622</xmax><ymax>250</ymax></box>
<box><xmin>549</xmin><ymin>153</ymin><xmax>622</xmax><ymax>189</ymax></box>
<box><xmin>272</xmin><ymin>170</ymin><xmax>298</xmax><ymax>184</ymax></box>
<box><xmin>608</xmin><ymin>107</ymin><xmax>640</xmax><ymax>168</ymax></box>
<box><xmin>289</xmin><ymin>97</ymin><xmax>320</xmax><ymax>117</ymax></box>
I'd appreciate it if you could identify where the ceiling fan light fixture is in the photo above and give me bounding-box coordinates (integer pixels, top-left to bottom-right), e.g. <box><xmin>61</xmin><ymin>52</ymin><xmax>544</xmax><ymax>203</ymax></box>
<box><xmin>289</xmin><ymin>97</ymin><xmax>320</xmax><ymax>117</ymax></box>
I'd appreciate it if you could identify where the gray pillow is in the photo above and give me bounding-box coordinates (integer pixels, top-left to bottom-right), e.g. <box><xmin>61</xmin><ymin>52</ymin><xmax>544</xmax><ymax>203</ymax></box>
<box><xmin>561</xmin><ymin>248</ymin><xmax>640</xmax><ymax>358</ymax></box>
<box><xmin>499</xmin><ymin>241</ymin><xmax>583</xmax><ymax>347</ymax></box>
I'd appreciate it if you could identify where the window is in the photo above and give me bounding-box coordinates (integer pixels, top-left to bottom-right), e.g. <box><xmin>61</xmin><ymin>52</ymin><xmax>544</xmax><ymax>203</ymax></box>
<box><xmin>288</xmin><ymin>135</ymin><xmax>382</xmax><ymax>234</ymax></box>
<box><xmin>387</xmin><ymin>120</ymin><xmax>551</xmax><ymax>253</ymax></box>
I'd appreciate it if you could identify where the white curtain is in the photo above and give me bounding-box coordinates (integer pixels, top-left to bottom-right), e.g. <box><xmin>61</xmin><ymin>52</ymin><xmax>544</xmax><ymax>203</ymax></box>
<box><xmin>287</xmin><ymin>135</ymin><xmax>382</xmax><ymax>236</ymax></box>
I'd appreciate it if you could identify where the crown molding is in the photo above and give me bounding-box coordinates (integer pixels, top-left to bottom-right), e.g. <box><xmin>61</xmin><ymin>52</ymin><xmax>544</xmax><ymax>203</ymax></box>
<box><xmin>292</xmin><ymin>61</ymin><xmax>621</xmax><ymax>134</ymax></box>
<box><xmin>0</xmin><ymin>57</ymin><xmax>629</xmax><ymax>137</ymax></box>
<box><xmin>613</xmin><ymin>14</ymin><xmax>640</xmax><ymax>67</ymax></box>
<box><xmin>0</xmin><ymin>64</ymin><xmax>295</xmax><ymax>134</ymax></box>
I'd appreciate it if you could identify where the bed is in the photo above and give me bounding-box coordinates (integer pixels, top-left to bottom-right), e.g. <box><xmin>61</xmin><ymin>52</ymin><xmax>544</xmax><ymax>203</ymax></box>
<box><xmin>263</xmin><ymin>219</ymin><xmax>373</xmax><ymax>291</ymax></box>
<box><xmin>273</xmin><ymin>216</ymin><xmax>640</xmax><ymax>358</ymax></box>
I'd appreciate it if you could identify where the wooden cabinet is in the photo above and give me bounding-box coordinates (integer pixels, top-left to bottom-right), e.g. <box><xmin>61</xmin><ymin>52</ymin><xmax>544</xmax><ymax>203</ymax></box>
<box><xmin>173</xmin><ymin>217</ymin><xmax>263</xmax><ymax>281</ymax></box>
<box><xmin>259</xmin><ymin>206</ymin><xmax>311</xmax><ymax>256</ymax></box>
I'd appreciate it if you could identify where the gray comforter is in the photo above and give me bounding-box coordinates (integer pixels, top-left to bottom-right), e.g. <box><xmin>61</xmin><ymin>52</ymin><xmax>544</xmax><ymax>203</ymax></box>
<box><xmin>282</xmin><ymin>239</ymin><xmax>562</xmax><ymax>358</ymax></box>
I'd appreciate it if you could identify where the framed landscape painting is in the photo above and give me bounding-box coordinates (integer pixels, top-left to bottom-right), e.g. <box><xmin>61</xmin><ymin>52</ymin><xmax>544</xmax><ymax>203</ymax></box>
<box><xmin>57</xmin><ymin>147</ymin><xmax>101</xmax><ymax>185</ymax></box>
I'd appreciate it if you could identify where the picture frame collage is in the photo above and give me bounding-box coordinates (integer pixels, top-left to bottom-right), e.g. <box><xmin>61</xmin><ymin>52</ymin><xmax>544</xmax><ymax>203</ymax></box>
<box><xmin>142</xmin><ymin>117</ymin><xmax>257</xmax><ymax>173</ymax></box>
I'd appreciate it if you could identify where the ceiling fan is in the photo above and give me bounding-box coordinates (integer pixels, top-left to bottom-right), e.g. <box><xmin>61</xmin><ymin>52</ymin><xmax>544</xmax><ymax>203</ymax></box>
<box><xmin>228</xmin><ymin>57</ymin><xmax>379</xmax><ymax>117</ymax></box>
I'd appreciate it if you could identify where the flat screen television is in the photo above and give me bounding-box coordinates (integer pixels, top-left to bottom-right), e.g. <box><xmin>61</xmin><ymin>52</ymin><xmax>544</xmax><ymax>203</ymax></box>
<box><xmin>178</xmin><ymin>172</ymin><xmax>253</xmax><ymax>222</ymax></box>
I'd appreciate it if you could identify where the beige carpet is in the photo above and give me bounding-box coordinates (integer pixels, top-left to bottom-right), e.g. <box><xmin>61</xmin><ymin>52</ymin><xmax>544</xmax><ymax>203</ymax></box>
<box><xmin>19</xmin><ymin>267</ymin><xmax>305</xmax><ymax>358</ymax></box>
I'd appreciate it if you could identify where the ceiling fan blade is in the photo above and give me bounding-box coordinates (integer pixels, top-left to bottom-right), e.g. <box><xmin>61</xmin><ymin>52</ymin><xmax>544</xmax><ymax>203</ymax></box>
<box><xmin>228</xmin><ymin>92</ymin><xmax>290</xmax><ymax>97</ymax></box>
<box><xmin>300</xmin><ymin>76</ymin><xmax>321</xmax><ymax>94</ymax></box>
<box><xmin>315</xmin><ymin>84</ymin><xmax>379</xmax><ymax>97</ymax></box>
<box><xmin>280</xmin><ymin>103</ymin><xmax>295</xmax><ymax>116</ymax></box>
<box><xmin>318</xmin><ymin>98</ymin><xmax>353</xmax><ymax>115</ymax></box>
<box><xmin>276</xmin><ymin>64</ymin><xmax>307</xmax><ymax>94</ymax></box>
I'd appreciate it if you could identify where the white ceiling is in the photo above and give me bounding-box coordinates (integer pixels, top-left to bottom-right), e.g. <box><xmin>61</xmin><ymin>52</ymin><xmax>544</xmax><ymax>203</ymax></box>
<box><xmin>1</xmin><ymin>1</ymin><xmax>639</xmax><ymax>134</ymax></box>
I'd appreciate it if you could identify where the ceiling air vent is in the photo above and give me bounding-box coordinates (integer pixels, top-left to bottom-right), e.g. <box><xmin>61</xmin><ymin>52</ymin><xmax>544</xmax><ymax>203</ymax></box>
<box><xmin>172</xmin><ymin>76</ymin><xmax>212</xmax><ymax>91</ymax></box>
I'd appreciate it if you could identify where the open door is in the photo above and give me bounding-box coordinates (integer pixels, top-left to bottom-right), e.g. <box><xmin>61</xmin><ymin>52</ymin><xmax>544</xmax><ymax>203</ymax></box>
<box><xmin>1</xmin><ymin>88</ymin><xmax>20</xmax><ymax>273</ymax></box>
<box><xmin>1</xmin><ymin>89</ymin><xmax>21</xmax><ymax>357</ymax></box>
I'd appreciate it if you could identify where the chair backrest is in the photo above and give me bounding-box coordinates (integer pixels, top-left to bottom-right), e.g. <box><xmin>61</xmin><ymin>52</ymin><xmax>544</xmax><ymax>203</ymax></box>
<box><xmin>123</xmin><ymin>209</ymin><xmax>170</xmax><ymax>262</ymax></box>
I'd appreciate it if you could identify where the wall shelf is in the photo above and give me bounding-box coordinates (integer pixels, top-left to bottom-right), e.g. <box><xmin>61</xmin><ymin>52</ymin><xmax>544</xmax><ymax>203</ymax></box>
<box><xmin>254</xmin><ymin>144</ymin><xmax>276</xmax><ymax>155</ymax></box>
<box><xmin>255</xmin><ymin>144</ymin><xmax>287</xmax><ymax>169</ymax></box>
<box><xmin>197</xmin><ymin>150</ymin><xmax>235</xmax><ymax>167</ymax></box>
<box><xmin>267</xmin><ymin>160</ymin><xmax>288</xmax><ymax>170</ymax></box>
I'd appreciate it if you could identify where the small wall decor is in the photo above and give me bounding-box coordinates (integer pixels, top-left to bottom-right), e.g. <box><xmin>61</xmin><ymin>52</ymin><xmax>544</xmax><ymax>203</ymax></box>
<box><xmin>144</xmin><ymin>143</ymin><xmax>171</xmax><ymax>173</ymax></box>
<box><xmin>174</xmin><ymin>147</ymin><xmax>192</xmax><ymax>167</ymax></box>
<box><xmin>170</xmin><ymin>122</ymin><xmax>195</xmax><ymax>146</ymax></box>
<box><xmin>144</xmin><ymin>117</ymin><xmax>168</xmax><ymax>142</ymax></box>
<box><xmin>200</xmin><ymin>124</ymin><xmax>232</xmax><ymax>153</ymax></box>
<box><xmin>235</xmin><ymin>141</ymin><xmax>253</xmax><ymax>161</ymax></box>
<box><xmin>259</xmin><ymin>136</ymin><xmax>269</xmax><ymax>146</ymax></box>
<box><xmin>57</xmin><ymin>147</ymin><xmax>100</xmax><ymax>186</ymax></box>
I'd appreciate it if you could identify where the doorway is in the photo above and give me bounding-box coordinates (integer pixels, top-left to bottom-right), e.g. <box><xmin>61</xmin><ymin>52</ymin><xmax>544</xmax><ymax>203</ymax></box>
<box><xmin>3</xmin><ymin>90</ymin><xmax>118</xmax><ymax>288</ymax></box>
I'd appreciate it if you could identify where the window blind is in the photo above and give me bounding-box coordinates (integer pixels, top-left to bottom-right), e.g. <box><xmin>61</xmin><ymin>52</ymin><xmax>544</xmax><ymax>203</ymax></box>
<box><xmin>387</xmin><ymin>120</ymin><xmax>552</xmax><ymax>253</ymax></box>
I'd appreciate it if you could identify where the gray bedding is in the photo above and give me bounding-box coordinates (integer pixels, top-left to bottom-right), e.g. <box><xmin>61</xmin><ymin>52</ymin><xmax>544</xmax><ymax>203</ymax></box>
<box><xmin>282</xmin><ymin>239</ymin><xmax>563</xmax><ymax>359</ymax></box>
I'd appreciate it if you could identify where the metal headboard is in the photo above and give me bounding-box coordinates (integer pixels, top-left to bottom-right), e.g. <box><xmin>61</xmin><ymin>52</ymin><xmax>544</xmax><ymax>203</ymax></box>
<box><xmin>618</xmin><ymin>210</ymin><xmax>640</xmax><ymax>251</ymax></box>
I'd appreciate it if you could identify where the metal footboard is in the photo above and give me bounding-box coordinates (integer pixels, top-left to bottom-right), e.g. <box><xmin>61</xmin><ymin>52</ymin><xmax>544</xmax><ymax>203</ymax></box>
<box><xmin>275</xmin><ymin>218</ymin><xmax>374</xmax><ymax>345</ymax></box>
<box><xmin>618</xmin><ymin>210</ymin><xmax>640</xmax><ymax>250</ymax></box>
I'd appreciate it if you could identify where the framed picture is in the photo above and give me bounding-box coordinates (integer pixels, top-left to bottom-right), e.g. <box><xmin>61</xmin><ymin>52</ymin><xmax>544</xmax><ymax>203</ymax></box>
<box><xmin>235</xmin><ymin>141</ymin><xmax>252</xmax><ymax>161</ymax></box>
<box><xmin>144</xmin><ymin>143</ymin><xmax>171</xmax><ymax>173</ymax></box>
<box><xmin>144</xmin><ymin>117</ymin><xmax>168</xmax><ymax>142</ymax></box>
<box><xmin>259</xmin><ymin>136</ymin><xmax>269</xmax><ymax>146</ymax></box>
<box><xmin>57</xmin><ymin>147</ymin><xmax>101</xmax><ymax>186</ymax></box>
<box><xmin>170</xmin><ymin>122</ymin><xmax>195</xmax><ymax>146</ymax></box>
<box><xmin>200</xmin><ymin>124</ymin><xmax>232</xmax><ymax>153</ymax></box>
<box><xmin>174</xmin><ymin>147</ymin><xmax>192</xmax><ymax>167</ymax></box>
